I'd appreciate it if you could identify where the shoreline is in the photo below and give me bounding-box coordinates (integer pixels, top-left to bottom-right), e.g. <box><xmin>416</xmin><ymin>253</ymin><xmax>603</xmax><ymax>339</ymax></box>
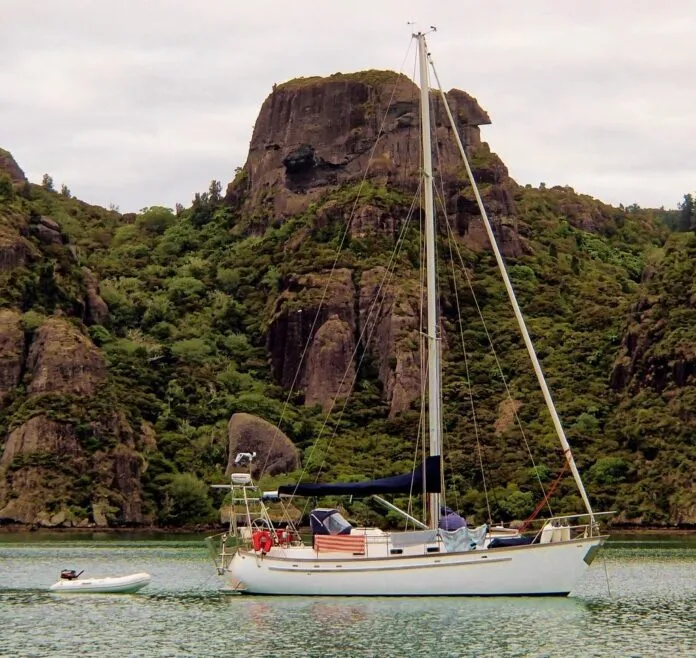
<box><xmin>1</xmin><ymin>524</ymin><xmax>695</xmax><ymax>535</ymax></box>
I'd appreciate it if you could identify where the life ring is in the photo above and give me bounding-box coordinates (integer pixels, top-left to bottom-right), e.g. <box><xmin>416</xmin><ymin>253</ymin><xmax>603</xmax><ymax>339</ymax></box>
<box><xmin>252</xmin><ymin>530</ymin><xmax>273</xmax><ymax>554</ymax></box>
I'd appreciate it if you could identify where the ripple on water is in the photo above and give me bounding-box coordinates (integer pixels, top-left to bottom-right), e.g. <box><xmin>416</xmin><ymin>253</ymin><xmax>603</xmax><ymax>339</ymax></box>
<box><xmin>0</xmin><ymin>535</ymin><xmax>694</xmax><ymax>657</ymax></box>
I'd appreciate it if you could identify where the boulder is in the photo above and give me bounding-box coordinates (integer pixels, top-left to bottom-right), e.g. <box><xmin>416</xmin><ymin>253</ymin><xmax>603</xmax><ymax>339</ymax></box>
<box><xmin>225</xmin><ymin>412</ymin><xmax>299</xmax><ymax>478</ymax></box>
<box><xmin>32</xmin><ymin>216</ymin><xmax>63</xmax><ymax>245</ymax></box>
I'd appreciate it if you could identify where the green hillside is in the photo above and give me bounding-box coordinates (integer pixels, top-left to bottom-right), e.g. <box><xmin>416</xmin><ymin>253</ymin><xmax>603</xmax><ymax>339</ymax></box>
<box><xmin>2</xmin><ymin>156</ymin><xmax>694</xmax><ymax>529</ymax></box>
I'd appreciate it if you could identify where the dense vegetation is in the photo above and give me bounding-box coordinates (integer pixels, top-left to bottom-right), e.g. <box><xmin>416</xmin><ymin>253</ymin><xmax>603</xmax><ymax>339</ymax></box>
<box><xmin>1</xmin><ymin>162</ymin><xmax>694</xmax><ymax>528</ymax></box>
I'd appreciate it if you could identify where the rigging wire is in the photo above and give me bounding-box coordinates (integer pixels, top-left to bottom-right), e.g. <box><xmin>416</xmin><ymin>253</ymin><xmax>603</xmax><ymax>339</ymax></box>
<box><xmin>289</xmin><ymin>183</ymin><xmax>422</xmax><ymax>514</ymax></box>
<box><xmin>291</xmin><ymin>42</ymin><xmax>429</xmax><ymax>521</ymax></box>
<box><xmin>429</xmin><ymin>89</ymin><xmax>491</xmax><ymax>524</ymax></box>
<box><xmin>432</xmin><ymin>188</ymin><xmax>554</xmax><ymax>517</ymax></box>
<box><xmin>258</xmin><ymin>38</ymin><xmax>416</xmax><ymax>479</ymax></box>
<box><xmin>426</xmin><ymin>52</ymin><xmax>554</xmax><ymax>519</ymax></box>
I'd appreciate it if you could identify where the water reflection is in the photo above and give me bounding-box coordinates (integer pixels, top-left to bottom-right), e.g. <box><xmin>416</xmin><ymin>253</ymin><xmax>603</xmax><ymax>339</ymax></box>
<box><xmin>0</xmin><ymin>535</ymin><xmax>694</xmax><ymax>657</ymax></box>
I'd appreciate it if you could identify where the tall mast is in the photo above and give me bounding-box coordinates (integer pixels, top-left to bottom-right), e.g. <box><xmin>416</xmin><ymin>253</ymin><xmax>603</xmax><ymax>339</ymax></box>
<box><xmin>417</xmin><ymin>32</ymin><xmax>442</xmax><ymax>529</ymax></box>
<box><xmin>427</xmin><ymin>54</ymin><xmax>596</xmax><ymax>526</ymax></box>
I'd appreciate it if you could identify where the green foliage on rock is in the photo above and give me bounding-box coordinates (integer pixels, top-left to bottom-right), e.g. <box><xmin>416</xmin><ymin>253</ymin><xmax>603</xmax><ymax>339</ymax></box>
<box><xmin>1</xmin><ymin>152</ymin><xmax>694</xmax><ymax>530</ymax></box>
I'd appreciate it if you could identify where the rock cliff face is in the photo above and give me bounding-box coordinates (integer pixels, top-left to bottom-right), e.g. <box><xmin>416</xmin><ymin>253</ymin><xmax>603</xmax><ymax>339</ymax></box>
<box><xmin>359</xmin><ymin>267</ymin><xmax>421</xmax><ymax>417</ymax></box>
<box><xmin>0</xmin><ymin>217</ymin><xmax>39</xmax><ymax>271</ymax></box>
<box><xmin>227</xmin><ymin>71</ymin><xmax>514</xmax><ymax>235</ymax></box>
<box><xmin>267</xmin><ymin>265</ymin><xmax>423</xmax><ymax>416</ymax></box>
<box><xmin>82</xmin><ymin>267</ymin><xmax>110</xmax><ymax>326</ymax></box>
<box><xmin>254</xmin><ymin>71</ymin><xmax>521</xmax><ymax>414</ymax></box>
<box><xmin>0</xmin><ymin>309</ymin><xmax>24</xmax><ymax>404</ymax></box>
<box><xmin>268</xmin><ymin>268</ymin><xmax>356</xmax><ymax>397</ymax></box>
<box><xmin>0</xmin><ymin>313</ymin><xmax>145</xmax><ymax>527</ymax></box>
<box><xmin>0</xmin><ymin>148</ymin><xmax>27</xmax><ymax>183</ymax></box>
<box><xmin>25</xmin><ymin>317</ymin><xmax>107</xmax><ymax>396</ymax></box>
<box><xmin>0</xmin><ymin>413</ymin><xmax>145</xmax><ymax>527</ymax></box>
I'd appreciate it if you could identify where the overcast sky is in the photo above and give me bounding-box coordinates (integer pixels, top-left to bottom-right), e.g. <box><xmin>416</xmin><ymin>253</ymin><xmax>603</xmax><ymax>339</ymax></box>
<box><xmin>1</xmin><ymin>1</ymin><xmax>694</xmax><ymax>212</ymax></box>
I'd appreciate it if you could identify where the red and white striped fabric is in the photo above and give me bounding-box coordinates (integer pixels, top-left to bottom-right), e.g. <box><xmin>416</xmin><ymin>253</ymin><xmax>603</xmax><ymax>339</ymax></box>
<box><xmin>314</xmin><ymin>534</ymin><xmax>366</xmax><ymax>554</ymax></box>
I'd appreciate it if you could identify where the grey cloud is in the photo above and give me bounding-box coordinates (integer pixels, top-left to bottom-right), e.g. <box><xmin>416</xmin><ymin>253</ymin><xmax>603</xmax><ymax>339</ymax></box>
<box><xmin>1</xmin><ymin>0</ymin><xmax>694</xmax><ymax>211</ymax></box>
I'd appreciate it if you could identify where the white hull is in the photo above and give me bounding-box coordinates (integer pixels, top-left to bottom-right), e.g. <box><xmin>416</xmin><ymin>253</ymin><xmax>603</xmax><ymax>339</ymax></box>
<box><xmin>49</xmin><ymin>572</ymin><xmax>151</xmax><ymax>594</ymax></box>
<box><xmin>225</xmin><ymin>537</ymin><xmax>604</xmax><ymax>596</ymax></box>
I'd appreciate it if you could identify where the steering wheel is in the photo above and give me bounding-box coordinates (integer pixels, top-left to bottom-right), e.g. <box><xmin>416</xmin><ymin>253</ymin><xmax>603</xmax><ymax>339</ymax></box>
<box><xmin>250</xmin><ymin>518</ymin><xmax>271</xmax><ymax>531</ymax></box>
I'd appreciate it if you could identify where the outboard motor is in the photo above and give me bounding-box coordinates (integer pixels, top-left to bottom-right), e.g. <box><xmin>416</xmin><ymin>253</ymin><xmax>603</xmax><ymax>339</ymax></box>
<box><xmin>60</xmin><ymin>569</ymin><xmax>83</xmax><ymax>580</ymax></box>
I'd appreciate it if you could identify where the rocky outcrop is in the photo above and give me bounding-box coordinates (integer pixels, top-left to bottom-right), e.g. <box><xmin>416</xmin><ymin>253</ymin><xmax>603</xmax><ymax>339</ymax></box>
<box><xmin>268</xmin><ymin>264</ymin><xmax>425</xmax><ymax>416</ymax></box>
<box><xmin>0</xmin><ymin>416</ymin><xmax>83</xmax><ymax>525</ymax></box>
<box><xmin>93</xmin><ymin>443</ymin><xmax>145</xmax><ymax>525</ymax></box>
<box><xmin>32</xmin><ymin>216</ymin><xmax>63</xmax><ymax>246</ymax></box>
<box><xmin>611</xmin><ymin>280</ymin><xmax>696</xmax><ymax>393</ymax></box>
<box><xmin>227</xmin><ymin>71</ymin><xmax>495</xmax><ymax>226</ymax></box>
<box><xmin>0</xmin><ymin>148</ymin><xmax>27</xmax><ymax>183</ymax></box>
<box><xmin>268</xmin><ymin>268</ymin><xmax>356</xmax><ymax>395</ymax></box>
<box><xmin>225</xmin><ymin>412</ymin><xmax>299</xmax><ymax>478</ymax></box>
<box><xmin>25</xmin><ymin>317</ymin><xmax>107</xmax><ymax>396</ymax></box>
<box><xmin>359</xmin><ymin>267</ymin><xmax>421</xmax><ymax>417</ymax></box>
<box><xmin>1</xmin><ymin>415</ymin><xmax>80</xmax><ymax>468</ymax></box>
<box><xmin>304</xmin><ymin>315</ymin><xmax>355</xmax><ymax>410</ymax></box>
<box><xmin>0</xmin><ymin>223</ymin><xmax>38</xmax><ymax>271</ymax></box>
<box><xmin>494</xmin><ymin>398</ymin><xmax>523</xmax><ymax>435</ymax></box>
<box><xmin>0</xmin><ymin>413</ymin><xmax>146</xmax><ymax>527</ymax></box>
<box><xmin>0</xmin><ymin>309</ymin><xmax>24</xmax><ymax>404</ymax></box>
<box><xmin>82</xmin><ymin>267</ymin><xmax>110</xmax><ymax>325</ymax></box>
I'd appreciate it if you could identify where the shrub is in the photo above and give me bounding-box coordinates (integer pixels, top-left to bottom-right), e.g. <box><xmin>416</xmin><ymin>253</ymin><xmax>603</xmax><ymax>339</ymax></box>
<box><xmin>589</xmin><ymin>457</ymin><xmax>630</xmax><ymax>485</ymax></box>
<box><xmin>159</xmin><ymin>473</ymin><xmax>215</xmax><ymax>526</ymax></box>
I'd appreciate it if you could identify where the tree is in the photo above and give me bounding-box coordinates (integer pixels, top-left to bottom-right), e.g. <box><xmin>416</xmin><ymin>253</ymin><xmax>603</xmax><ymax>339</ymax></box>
<box><xmin>175</xmin><ymin>202</ymin><xmax>184</xmax><ymax>216</ymax></box>
<box><xmin>678</xmin><ymin>193</ymin><xmax>695</xmax><ymax>232</ymax></box>
<box><xmin>60</xmin><ymin>183</ymin><xmax>71</xmax><ymax>197</ymax></box>
<box><xmin>190</xmin><ymin>191</ymin><xmax>213</xmax><ymax>226</ymax></box>
<box><xmin>41</xmin><ymin>173</ymin><xmax>54</xmax><ymax>191</ymax></box>
<box><xmin>208</xmin><ymin>179</ymin><xmax>222</xmax><ymax>204</ymax></box>
<box><xmin>136</xmin><ymin>206</ymin><xmax>176</xmax><ymax>235</ymax></box>
<box><xmin>0</xmin><ymin>174</ymin><xmax>14</xmax><ymax>201</ymax></box>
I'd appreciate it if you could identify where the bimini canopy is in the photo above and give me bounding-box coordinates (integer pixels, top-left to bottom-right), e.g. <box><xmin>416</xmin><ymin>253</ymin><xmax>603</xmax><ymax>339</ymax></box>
<box><xmin>310</xmin><ymin>509</ymin><xmax>352</xmax><ymax>535</ymax></box>
<box><xmin>278</xmin><ymin>455</ymin><xmax>441</xmax><ymax>498</ymax></box>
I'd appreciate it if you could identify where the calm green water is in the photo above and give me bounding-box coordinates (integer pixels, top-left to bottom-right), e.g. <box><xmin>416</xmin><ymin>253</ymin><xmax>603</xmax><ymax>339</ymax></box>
<box><xmin>0</xmin><ymin>533</ymin><xmax>694</xmax><ymax>657</ymax></box>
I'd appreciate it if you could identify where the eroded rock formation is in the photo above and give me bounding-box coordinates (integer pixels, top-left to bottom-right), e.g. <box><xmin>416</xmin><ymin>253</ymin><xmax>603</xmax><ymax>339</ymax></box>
<box><xmin>359</xmin><ymin>267</ymin><xmax>422</xmax><ymax>417</ymax></box>
<box><xmin>0</xmin><ymin>221</ymin><xmax>39</xmax><ymax>271</ymax></box>
<box><xmin>0</xmin><ymin>309</ymin><xmax>24</xmax><ymax>403</ymax></box>
<box><xmin>0</xmin><ymin>413</ymin><xmax>146</xmax><ymax>527</ymax></box>
<box><xmin>0</xmin><ymin>310</ymin><xmax>146</xmax><ymax>527</ymax></box>
<box><xmin>26</xmin><ymin>317</ymin><xmax>107</xmax><ymax>396</ymax></box>
<box><xmin>268</xmin><ymin>268</ymin><xmax>356</xmax><ymax>397</ymax></box>
<box><xmin>0</xmin><ymin>148</ymin><xmax>27</xmax><ymax>183</ymax></box>
<box><xmin>82</xmin><ymin>267</ymin><xmax>110</xmax><ymax>326</ymax></box>
<box><xmin>226</xmin><ymin>71</ymin><xmax>509</xmax><ymax>228</ymax></box>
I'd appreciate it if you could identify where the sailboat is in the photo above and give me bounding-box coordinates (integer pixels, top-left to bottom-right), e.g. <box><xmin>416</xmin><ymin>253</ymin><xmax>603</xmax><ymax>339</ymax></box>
<box><xmin>208</xmin><ymin>31</ymin><xmax>608</xmax><ymax>596</ymax></box>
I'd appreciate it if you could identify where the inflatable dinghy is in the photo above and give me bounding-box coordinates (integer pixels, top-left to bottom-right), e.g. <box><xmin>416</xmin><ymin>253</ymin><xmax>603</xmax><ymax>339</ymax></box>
<box><xmin>49</xmin><ymin>570</ymin><xmax>151</xmax><ymax>594</ymax></box>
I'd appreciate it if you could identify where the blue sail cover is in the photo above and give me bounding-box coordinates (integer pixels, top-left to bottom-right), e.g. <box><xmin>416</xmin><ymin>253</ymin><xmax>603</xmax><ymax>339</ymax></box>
<box><xmin>277</xmin><ymin>455</ymin><xmax>442</xmax><ymax>497</ymax></box>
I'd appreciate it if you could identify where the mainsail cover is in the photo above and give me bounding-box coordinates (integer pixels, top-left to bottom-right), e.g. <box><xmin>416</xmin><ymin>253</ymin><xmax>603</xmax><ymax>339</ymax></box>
<box><xmin>278</xmin><ymin>455</ymin><xmax>441</xmax><ymax>497</ymax></box>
